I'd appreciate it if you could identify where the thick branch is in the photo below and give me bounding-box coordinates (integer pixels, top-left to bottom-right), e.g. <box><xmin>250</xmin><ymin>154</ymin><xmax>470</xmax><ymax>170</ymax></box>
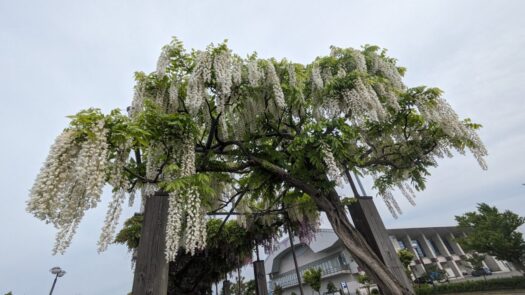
<box><xmin>248</xmin><ymin>156</ymin><xmax>320</xmax><ymax>198</ymax></box>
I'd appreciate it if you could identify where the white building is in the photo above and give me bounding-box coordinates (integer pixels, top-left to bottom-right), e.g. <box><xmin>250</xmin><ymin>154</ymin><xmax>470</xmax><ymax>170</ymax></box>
<box><xmin>265</xmin><ymin>227</ymin><xmax>514</xmax><ymax>295</ymax></box>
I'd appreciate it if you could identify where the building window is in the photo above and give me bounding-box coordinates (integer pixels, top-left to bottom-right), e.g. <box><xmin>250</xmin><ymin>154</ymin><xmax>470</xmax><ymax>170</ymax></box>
<box><xmin>429</xmin><ymin>239</ymin><xmax>441</xmax><ymax>256</ymax></box>
<box><xmin>412</xmin><ymin>239</ymin><xmax>426</xmax><ymax>258</ymax></box>
<box><xmin>397</xmin><ymin>239</ymin><xmax>406</xmax><ymax>249</ymax></box>
<box><xmin>443</xmin><ymin>239</ymin><xmax>455</xmax><ymax>254</ymax></box>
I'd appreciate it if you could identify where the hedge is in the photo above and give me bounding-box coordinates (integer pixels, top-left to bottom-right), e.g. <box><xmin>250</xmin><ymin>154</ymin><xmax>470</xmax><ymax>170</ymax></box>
<box><xmin>415</xmin><ymin>276</ymin><xmax>525</xmax><ymax>295</ymax></box>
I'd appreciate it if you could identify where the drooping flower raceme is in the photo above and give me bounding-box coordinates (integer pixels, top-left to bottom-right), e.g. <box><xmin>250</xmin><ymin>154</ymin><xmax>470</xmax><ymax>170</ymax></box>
<box><xmin>27</xmin><ymin>119</ymin><xmax>109</xmax><ymax>254</ymax></box>
<box><xmin>321</xmin><ymin>143</ymin><xmax>342</xmax><ymax>186</ymax></box>
<box><xmin>164</xmin><ymin>135</ymin><xmax>208</xmax><ymax>261</ymax></box>
<box><xmin>266</xmin><ymin>62</ymin><xmax>286</xmax><ymax>109</ymax></box>
<box><xmin>97</xmin><ymin>142</ymin><xmax>132</xmax><ymax>252</ymax></box>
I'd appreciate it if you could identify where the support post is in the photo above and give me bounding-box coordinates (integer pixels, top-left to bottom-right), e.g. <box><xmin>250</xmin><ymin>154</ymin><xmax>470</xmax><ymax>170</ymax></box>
<box><xmin>253</xmin><ymin>260</ymin><xmax>269</xmax><ymax>295</ymax></box>
<box><xmin>348</xmin><ymin>197</ymin><xmax>414</xmax><ymax>293</ymax></box>
<box><xmin>132</xmin><ymin>191</ymin><xmax>170</xmax><ymax>295</ymax></box>
<box><xmin>223</xmin><ymin>280</ymin><xmax>231</xmax><ymax>295</ymax></box>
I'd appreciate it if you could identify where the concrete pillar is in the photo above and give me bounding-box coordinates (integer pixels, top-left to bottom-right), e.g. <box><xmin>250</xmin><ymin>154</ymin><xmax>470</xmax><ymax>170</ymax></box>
<box><xmin>447</xmin><ymin>233</ymin><xmax>465</xmax><ymax>255</ymax></box>
<box><xmin>433</xmin><ymin>232</ymin><xmax>462</xmax><ymax>277</ymax></box>
<box><xmin>223</xmin><ymin>280</ymin><xmax>231</xmax><ymax>295</ymax></box>
<box><xmin>347</xmin><ymin>197</ymin><xmax>414</xmax><ymax>293</ymax></box>
<box><xmin>419</xmin><ymin>234</ymin><xmax>437</xmax><ymax>259</ymax></box>
<box><xmin>434</xmin><ymin>233</ymin><xmax>451</xmax><ymax>257</ymax></box>
<box><xmin>390</xmin><ymin>235</ymin><xmax>402</xmax><ymax>252</ymax></box>
<box><xmin>484</xmin><ymin>256</ymin><xmax>502</xmax><ymax>272</ymax></box>
<box><xmin>253</xmin><ymin>260</ymin><xmax>269</xmax><ymax>295</ymax></box>
<box><xmin>447</xmin><ymin>260</ymin><xmax>464</xmax><ymax>278</ymax></box>
<box><xmin>403</xmin><ymin>234</ymin><xmax>425</xmax><ymax>277</ymax></box>
<box><xmin>132</xmin><ymin>191</ymin><xmax>169</xmax><ymax>295</ymax></box>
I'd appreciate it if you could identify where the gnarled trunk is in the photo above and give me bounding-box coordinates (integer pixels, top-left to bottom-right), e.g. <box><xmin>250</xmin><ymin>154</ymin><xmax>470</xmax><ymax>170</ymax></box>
<box><xmin>311</xmin><ymin>189</ymin><xmax>413</xmax><ymax>295</ymax></box>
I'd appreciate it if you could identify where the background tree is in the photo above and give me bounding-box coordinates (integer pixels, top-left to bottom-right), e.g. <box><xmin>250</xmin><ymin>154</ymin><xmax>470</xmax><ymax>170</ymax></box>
<box><xmin>398</xmin><ymin>249</ymin><xmax>415</xmax><ymax>279</ymax></box>
<box><xmin>397</xmin><ymin>249</ymin><xmax>414</xmax><ymax>270</ymax></box>
<box><xmin>466</xmin><ymin>252</ymin><xmax>487</xmax><ymax>280</ymax></box>
<box><xmin>455</xmin><ymin>203</ymin><xmax>525</xmax><ymax>273</ymax></box>
<box><xmin>115</xmin><ymin>215</ymin><xmax>279</xmax><ymax>294</ymax></box>
<box><xmin>245</xmin><ymin>279</ymin><xmax>256</xmax><ymax>295</ymax></box>
<box><xmin>357</xmin><ymin>274</ymin><xmax>372</xmax><ymax>295</ymax></box>
<box><xmin>228</xmin><ymin>276</ymin><xmax>256</xmax><ymax>295</ymax></box>
<box><xmin>303</xmin><ymin>268</ymin><xmax>322</xmax><ymax>294</ymax></box>
<box><xmin>273</xmin><ymin>285</ymin><xmax>283</xmax><ymax>295</ymax></box>
<box><xmin>27</xmin><ymin>38</ymin><xmax>487</xmax><ymax>295</ymax></box>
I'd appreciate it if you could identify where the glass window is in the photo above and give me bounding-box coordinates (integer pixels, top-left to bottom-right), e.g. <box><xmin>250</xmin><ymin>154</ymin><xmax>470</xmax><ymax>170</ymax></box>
<box><xmin>412</xmin><ymin>239</ymin><xmax>426</xmax><ymax>258</ymax></box>
<box><xmin>444</xmin><ymin>239</ymin><xmax>455</xmax><ymax>254</ymax></box>
<box><xmin>429</xmin><ymin>239</ymin><xmax>441</xmax><ymax>256</ymax></box>
<box><xmin>398</xmin><ymin>239</ymin><xmax>406</xmax><ymax>249</ymax></box>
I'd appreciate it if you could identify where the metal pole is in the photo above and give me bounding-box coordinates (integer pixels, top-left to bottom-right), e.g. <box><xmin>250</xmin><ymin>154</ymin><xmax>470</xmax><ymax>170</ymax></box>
<box><xmin>353</xmin><ymin>172</ymin><xmax>367</xmax><ymax>197</ymax></box>
<box><xmin>287</xmin><ymin>224</ymin><xmax>305</xmax><ymax>295</ymax></box>
<box><xmin>343</xmin><ymin>168</ymin><xmax>360</xmax><ymax>197</ymax></box>
<box><xmin>237</xmin><ymin>264</ymin><xmax>242</xmax><ymax>295</ymax></box>
<box><xmin>49</xmin><ymin>274</ymin><xmax>58</xmax><ymax>295</ymax></box>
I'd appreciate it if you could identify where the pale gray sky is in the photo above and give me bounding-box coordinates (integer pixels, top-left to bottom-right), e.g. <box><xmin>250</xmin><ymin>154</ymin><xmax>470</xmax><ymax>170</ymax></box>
<box><xmin>1</xmin><ymin>0</ymin><xmax>524</xmax><ymax>294</ymax></box>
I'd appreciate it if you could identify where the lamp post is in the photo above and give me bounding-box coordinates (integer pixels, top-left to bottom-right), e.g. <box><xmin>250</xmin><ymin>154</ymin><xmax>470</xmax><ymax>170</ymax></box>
<box><xmin>49</xmin><ymin>266</ymin><xmax>66</xmax><ymax>295</ymax></box>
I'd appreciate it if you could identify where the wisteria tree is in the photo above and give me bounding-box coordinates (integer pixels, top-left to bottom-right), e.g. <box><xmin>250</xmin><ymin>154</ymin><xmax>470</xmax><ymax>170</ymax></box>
<box><xmin>27</xmin><ymin>38</ymin><xmax>487</xmax><ymax>295</ymax></box>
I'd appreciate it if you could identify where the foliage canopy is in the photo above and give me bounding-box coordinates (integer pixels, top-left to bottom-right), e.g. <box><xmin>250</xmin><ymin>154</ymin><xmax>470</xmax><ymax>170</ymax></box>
<box><xmin>456</xmin><ymin>203</ymin><xmax>525</xmax><ymax>272</ymax></box>
<box><xmin>27</xmin><ymin>37</ymin><xmax>487</xmax><ymax>294</ymax></box>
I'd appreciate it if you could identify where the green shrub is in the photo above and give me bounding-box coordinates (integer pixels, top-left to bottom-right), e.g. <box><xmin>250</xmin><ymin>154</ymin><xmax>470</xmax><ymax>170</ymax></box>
<box><xmin>326</xmin><ymin>281</ymin><xmax>338</xmax><ymax>293</ymax></box>
<box><xmin>415</xmin><ymin>276</ymin><xmax>525</xmax><ymax>295</ymax></box>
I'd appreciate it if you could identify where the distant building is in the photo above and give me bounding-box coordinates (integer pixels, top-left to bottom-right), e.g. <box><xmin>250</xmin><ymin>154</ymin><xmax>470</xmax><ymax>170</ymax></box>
<box><xmin>265</xmin><ymin>227</ymin><xmax>514</xmax><ymax>295</ymax></box>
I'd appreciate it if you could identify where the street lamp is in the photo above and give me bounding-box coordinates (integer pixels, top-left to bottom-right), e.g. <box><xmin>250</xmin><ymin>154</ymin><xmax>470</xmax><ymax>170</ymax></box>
<box><xmin>49</xmin><ymin>266</ymin><xmax>66</xmax><ymax>295</ymax></box>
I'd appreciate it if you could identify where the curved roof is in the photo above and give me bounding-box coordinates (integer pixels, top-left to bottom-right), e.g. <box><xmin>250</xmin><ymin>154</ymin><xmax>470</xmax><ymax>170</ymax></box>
<box><xmin>264</xmin><ymin>229</ymin><xmax>339</xmax><ymax>274</ymax></box>
<box><xmin>264</xmin><ymin>226</ymin><xmax>464</xmax><ymax>274</ymax></box>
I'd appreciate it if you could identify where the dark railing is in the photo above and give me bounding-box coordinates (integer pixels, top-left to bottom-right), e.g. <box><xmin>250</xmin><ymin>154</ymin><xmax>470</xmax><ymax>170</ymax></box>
<box><xmin>270</xmin><ymin>255</ymin><xmax>352</xmax><ymax>288</ymax></box>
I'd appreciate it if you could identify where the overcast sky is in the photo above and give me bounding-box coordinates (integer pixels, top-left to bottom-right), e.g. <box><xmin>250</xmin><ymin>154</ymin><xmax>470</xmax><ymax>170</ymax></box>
<box><xmin>1</xmin><ymin>0</ymin><xmax>524</xmax><ymax>294</ymax></box>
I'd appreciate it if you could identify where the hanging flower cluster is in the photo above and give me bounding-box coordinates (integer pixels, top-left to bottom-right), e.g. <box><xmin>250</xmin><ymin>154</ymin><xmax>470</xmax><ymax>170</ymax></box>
<box><xmin>247</xmin><ymin>60</ymin><xmax>264</xmax><ymax>86</ymax></box>
<box><xmin>164</xmin><ymin>135</ymin><xmax>208</xmax><ymax>261</ymax></box>
<box><xmin>266</xmin><ymin>62</ymin><xmax>286</xmax><ymax>109</ymax></box>
<box><xmin>414</xmin><ymin>90</ymin><xmax>488</xmax><ymax>170</ymax></box>
<box><xmin>97</xmin><ymin>142</ymin><xmax>132</xmax><ymax>252</ymax></box>
<box><xmin>320</xmin><ymin>143</ymin><xmax>343</xmax><ymax>186</ymax></box>
<box><xmin>27</xmin><ymin>119</ymin><xmax>109</xmax><ymax>254</ymax></box>
<box><xmin>342</xmin><ymin>77</ymin><xmax>386</xmax><ymax>121</ymax></box>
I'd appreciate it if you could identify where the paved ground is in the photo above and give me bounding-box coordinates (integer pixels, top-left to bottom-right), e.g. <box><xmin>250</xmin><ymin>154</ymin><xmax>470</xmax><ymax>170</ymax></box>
<box><xmin>450</xmin><ymin>291</ymin><xmax>525</xmax><ymax>295</ymax></box>
<box><xmin>449</xmin><ymin>270</ymin><xmax>523</xmax><ymax>283</ymax></box>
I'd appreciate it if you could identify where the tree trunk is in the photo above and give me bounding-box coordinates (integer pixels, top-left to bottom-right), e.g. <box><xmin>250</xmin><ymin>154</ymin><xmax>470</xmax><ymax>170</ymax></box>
<box><xmin>132</xmin><ymin>191</ymin><xmax>170</xmax><ymax>295</ymax></box>
<box><xmin>311</xmin><ymin>189</ymin><xmax>413</xmax><ymax>295</ymax></box>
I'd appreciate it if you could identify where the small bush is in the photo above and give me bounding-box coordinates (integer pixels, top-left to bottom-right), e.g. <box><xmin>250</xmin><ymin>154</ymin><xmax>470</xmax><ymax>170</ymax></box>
<box><xmin>415</xmin><ymin>276</ymin><xmax>525</xmax><ymax>295</ymax></box>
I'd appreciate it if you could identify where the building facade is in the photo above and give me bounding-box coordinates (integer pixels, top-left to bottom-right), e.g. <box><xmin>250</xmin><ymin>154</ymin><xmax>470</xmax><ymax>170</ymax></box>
<box><xmin>265</xmin><ymin>227</ymin><xmax>514</xmax><ymax>295</ymax></box>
